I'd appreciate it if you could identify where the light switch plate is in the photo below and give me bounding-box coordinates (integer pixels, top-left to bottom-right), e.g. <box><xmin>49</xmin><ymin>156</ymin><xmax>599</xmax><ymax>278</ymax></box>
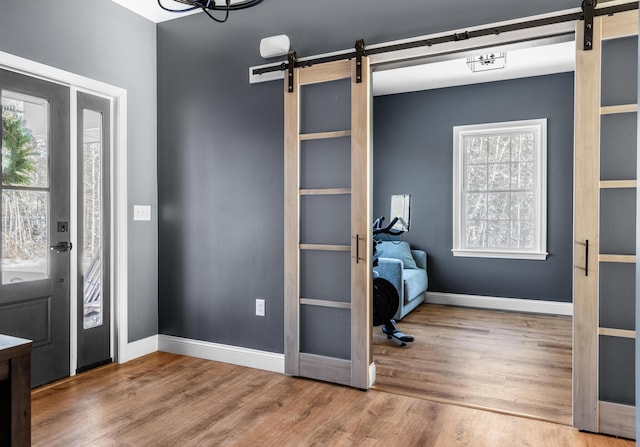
<box><xmin>133</xmin><ymin>205</ymin><xmax>151</xmax><ymax>221</ymax></box>
<box><xmin>256</xmin><ymin>299</ymin><xmax>265</xmax><ymax>317</ymax></box>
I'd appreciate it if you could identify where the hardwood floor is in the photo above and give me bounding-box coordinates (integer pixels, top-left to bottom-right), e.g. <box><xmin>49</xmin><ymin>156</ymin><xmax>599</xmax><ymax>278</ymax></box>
<box><xmin>31</xmin><ymin>352</ymin><xmax>633</xmax><ymax>446</ymax></box>
<box><xmin>373</xmin><ymin>304</ymin><xmax>573</xmax><ymax>425</ymax></box>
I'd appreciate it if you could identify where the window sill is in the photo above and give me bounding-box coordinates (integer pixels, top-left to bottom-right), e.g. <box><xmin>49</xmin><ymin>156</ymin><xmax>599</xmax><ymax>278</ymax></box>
<box><xmin>452</xmin><ymin>249</ymin><xmax>548</xmax><ymax>260</ymax></box>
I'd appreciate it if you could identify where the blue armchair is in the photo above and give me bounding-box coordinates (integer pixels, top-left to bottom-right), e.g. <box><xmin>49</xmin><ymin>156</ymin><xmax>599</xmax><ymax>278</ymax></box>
<box><xmin>373</xmin><ymin>241</ymin><xmax>428</xmax><ymax>321</ymax></box>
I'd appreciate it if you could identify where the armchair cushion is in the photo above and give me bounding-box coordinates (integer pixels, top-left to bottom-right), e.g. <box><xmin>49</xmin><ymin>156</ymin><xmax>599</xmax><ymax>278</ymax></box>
<box><xmin>375</xmin><ymin>241</ymin><xmax>418</xmax><ymax>269</ymax></box>
<box><xmin>411</xmin><ymin>249</ymin><xmax>427</xmax><ymax>270</ymax></box>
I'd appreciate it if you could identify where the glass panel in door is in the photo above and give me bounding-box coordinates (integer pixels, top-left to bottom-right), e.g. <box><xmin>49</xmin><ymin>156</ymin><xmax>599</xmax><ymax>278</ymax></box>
<box><xmin>76</xmin><ymin>92</ymin><xmax>111</xmax><ymax>373</ymax></box>
<box><xmin>1</xmin><ymin>91</ymin><xmax>50</xmax><ymax>284</ymax></box>
<box><xmin>81</xmin><ymin>109</ymin><xmax>103</xmax><ymax>329</ymax></box>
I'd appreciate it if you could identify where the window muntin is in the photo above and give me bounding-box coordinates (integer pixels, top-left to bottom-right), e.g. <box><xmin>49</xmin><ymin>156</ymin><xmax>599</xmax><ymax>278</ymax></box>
<box><xmin>453</xmin><ymin>119</ymin><xmax>547</xmax><ymax>260</ymax></box>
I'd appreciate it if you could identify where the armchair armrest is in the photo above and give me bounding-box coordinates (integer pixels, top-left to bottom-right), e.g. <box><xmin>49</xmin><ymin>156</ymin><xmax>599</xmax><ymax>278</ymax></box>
<box><xmin>373</xmin><ymin>257</ymin><xmax>403</xmax><ymax>297</ymax></box>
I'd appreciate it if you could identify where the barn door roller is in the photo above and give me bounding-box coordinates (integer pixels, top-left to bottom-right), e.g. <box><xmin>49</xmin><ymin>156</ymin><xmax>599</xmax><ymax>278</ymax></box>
<box><xmin>355</xmin><ymin>39</ymin><xmax>366</xmax><ymax>83</ymax></box>
<box><xmin>582</xmin><ymin>0</ymin><xmax>597</xmax><ymax>50</ymax></box>
<box><xmin>287</xmin><ymin>51</ymin><xmax>297</xmax><ymax>93</ymax></box>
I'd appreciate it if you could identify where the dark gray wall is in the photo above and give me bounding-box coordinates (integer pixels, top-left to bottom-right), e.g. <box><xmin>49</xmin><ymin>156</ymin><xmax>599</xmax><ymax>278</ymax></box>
<box><xmin>0</xmin><ymin>0</ymin><xmax>158</xmax><ymax>342</ymax></box>
<box><xmin>157</xmin><ymin>0</ymin><xmax>578</xmax><ymax>352</ymax></box>
<box><xmin>373</xmin><ymin>73</ymin><xmax>574</xmax><ymax>302</ymax></box>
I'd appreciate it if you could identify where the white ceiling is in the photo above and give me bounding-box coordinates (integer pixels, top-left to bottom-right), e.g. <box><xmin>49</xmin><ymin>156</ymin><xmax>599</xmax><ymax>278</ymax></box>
<box><xmin>111</xmin><ymin>0</ymin><xmax>202</xmax><ymax>23</ymax></box>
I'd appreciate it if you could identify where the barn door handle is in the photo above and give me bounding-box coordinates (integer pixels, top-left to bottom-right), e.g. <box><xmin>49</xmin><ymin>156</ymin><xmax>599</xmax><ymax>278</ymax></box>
<box><xmin>50</xmin><ymin>241</ymin><xmax>72</xmax><ymax>253</ymax></box>
<box><xmin>584</xmin><ymin>239</ymin><xmax>589</xmax><ymax>277</ymax></box>
<box><xmin>353</xmin><ymin>234</ymin><xmax>365</xmax><ymax>264</ymax></box>
<box><xmin>577</xmin><ymin>239</ymin><xmax>589</xmax><ymax>276</ymax></box>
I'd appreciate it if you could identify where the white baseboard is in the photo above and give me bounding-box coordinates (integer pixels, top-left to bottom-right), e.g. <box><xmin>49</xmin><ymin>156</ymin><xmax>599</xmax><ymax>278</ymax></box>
<box><xmin>123</xmin><ymin>335</ymin><xmax>159</xmax><ymax>363</ymax></box>
<box><xmin>425</xmin><ymin>292</ymin><xmax>573</xmax><ymax>316</ymax></box>
<box><xmin>369</xmin><ymin>362</ymin><xmax>377</xmax><ymax>388</ymax></box>
<box><xmin>158</xmin><ymin>335</ymin><xmax>285</xmax><ymax>374</ymax></box>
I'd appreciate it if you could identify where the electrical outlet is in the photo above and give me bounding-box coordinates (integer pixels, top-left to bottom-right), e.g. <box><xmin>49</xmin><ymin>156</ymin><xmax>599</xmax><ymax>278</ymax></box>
<box><xmin>255</xmin><ymin>299</ymin><xmax>265</xmax><ymax>317</ymax></box>
<box><xmin>133</xmin><ymin>205</ymin><xmax>151</xmax><ymax>221</ymax></box>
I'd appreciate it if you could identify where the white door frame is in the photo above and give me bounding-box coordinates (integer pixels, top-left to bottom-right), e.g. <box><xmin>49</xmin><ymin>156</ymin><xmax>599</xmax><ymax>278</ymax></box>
<box><xmin>0</xmin><ymin>50</ymin><xmax>129</xmax><ymax>374</ymax></box>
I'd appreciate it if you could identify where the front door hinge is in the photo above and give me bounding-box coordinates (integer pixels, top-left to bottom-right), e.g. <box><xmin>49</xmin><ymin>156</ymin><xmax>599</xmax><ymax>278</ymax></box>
<box><xmin>582</xmin><ymin>0</ymin><xmax>597</xmax><ymax>51</ymax></box>
<box><xmin>355</xmin><ymin>39</ymin><xmax>366</xmax><ymax>83</ymax></box>
<box><xmin>287</xmin><ymin>51</ymin><xmax>297</xmax><ymax>93</ymax></box>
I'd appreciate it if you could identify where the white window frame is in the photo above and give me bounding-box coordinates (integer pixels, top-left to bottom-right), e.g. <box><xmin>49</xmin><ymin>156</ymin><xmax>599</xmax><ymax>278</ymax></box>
<box><xmin>452</xmin><ymin>119</ymin><xmax>548</xmax><ymax>260</ymax></box>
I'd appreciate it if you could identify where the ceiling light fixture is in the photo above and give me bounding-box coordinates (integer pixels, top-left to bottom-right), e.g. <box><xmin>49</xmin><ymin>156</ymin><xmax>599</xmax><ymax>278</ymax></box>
<box><xmin>157</xmin><ymin>0</ymin><xmax>264</xmax><ymax>23</ymax></box>
<box><xmin>466</xmin><ymin>52</ymin><xmax>507</xmax><ymax>73</ymax></box>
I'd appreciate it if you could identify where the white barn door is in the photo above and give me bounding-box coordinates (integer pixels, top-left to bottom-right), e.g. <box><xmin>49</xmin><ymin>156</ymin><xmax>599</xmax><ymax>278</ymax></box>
<box><xmin>284</xmin><ymin>56</ymin><xmax>372</xmax><ymax>389</ymax></box>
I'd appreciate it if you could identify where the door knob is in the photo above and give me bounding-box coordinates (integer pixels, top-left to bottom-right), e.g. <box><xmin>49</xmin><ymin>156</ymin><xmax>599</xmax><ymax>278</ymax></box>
<box><xmin>50</xmin><ymin>241</ymin><xmax>72</xmax><ymax>253</ymax></box>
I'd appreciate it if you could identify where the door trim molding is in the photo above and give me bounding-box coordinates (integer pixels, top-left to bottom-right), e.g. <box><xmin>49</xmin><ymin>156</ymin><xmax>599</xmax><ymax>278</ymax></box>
<box><xmin>0</xmin><ymin>50</ymin><xmax>129</xmax><ymax>371</ymax></box>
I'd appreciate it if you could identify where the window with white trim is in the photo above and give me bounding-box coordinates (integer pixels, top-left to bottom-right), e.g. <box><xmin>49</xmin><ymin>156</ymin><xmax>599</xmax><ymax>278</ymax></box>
<box><xmin>452</xmin><ymin>119</ymin><xmax>547</xmax><ymax>260</ymax></box>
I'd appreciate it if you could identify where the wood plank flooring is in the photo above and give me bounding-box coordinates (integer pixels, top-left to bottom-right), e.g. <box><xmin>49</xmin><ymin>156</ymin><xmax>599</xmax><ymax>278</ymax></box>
<box><xmin>31</xmin><ymin>351</ymin><xmax>633</xmax><ymax>446</ymax></box>
<box><xmin>373</xmin><ymin>304</ymin><xmax>573</xmax><ymax>425</ymax></box>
